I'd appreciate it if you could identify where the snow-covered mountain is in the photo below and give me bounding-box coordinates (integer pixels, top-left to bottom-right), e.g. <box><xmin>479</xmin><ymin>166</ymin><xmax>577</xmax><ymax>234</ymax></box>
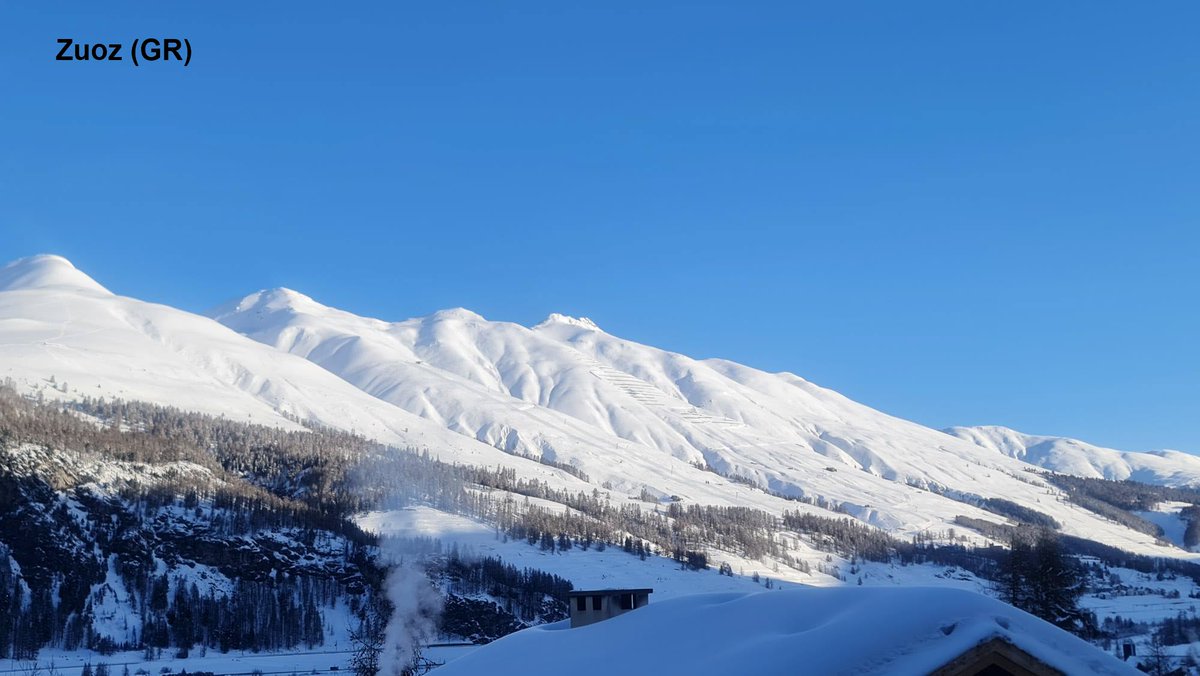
<box><xmin>0</xmin><ymin>255</ymin><xmax>839</xmax><ymax>518</ymax></box>
<box><xmin>208</xmin><ymin>282</ymin><xmax>1182</xmax><ymax>556</ymax></box>
<box><xmin>0</xmin><ymin>255</ymin><xmax>593</xmax><ymax>491</ymax></box>
<box><xmin>0</xmin><ymin>254</ymin><xmax>1191</xmax><ymax>559</ymax></box>
<box><xmin>946</xmin><ymin>425</ymin><xmax>1200</xmax><ymax>489</ymax></box>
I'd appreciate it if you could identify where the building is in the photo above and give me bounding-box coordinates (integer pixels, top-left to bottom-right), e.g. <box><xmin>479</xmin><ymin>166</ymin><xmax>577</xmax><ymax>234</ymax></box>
<box><xmin>568</xmin><ymin>588</ymin><xmax>652</xmax><ymax>628</ymax></box>
<box><xmin>433</xmin><ymin>587</ymin><xmax>1141</xmax><ymax>676</ymax></box>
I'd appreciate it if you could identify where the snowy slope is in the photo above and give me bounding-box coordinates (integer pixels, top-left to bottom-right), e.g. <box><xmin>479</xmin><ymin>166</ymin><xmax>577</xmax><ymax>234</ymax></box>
<box><xmin>0</xmin><ymin>256</ymin><xmax>850</xmax><ymax>519</ymax></box>
<box><xmin>0</xmin><ymin>255</ymin><xmax>592</xmax><ymax>491</ymax></box>
<box><xmin>357</xmin><ymin>507</ymin><xmax>808</xmax><ymax>599</ymax></box>
<box><xmin>434</xmin><ymin>587</ymin><xmax>1139</xmax><ymax>676</ymax></box>
<box><xmin>209</xmin><ymin>290</ymin><xmax>761</xmax><ymax>500</ymax></box>
<box><xmin>946</xmin><ymin>425</ymin><xmax>1200</xmax><ymax>488</ymax></box>
<box><xmin>357</xmin><ymin>505</ymin><xmax>1001</xmax><ymax>597</ymax></box>
<box><xmin>211</xmin><ymin>286</ymin><xmax>1186</xmax><ymax>557</ymax></box>
<box><xmin>215</xmin><ymin>289</ymin><xmax>1022</xmax><ymax>499</ymax></box>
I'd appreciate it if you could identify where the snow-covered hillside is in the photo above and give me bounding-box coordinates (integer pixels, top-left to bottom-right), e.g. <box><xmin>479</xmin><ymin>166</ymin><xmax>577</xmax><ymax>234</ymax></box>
<box><xmin>947</xmin><ymin>425</ymin><xmax>1200</xmax><ymax>488</ymax></box>
<box><xmin>0</xmin><ymin>254</ymin><xmax>1192</xmax><ymax>560</ymax></box>
<box><xmin>0</xmin><ymin>255</ymin><xmax>594</xmax><ymax>493</ymax></box>
<box><xmin>212</xmin><ymin>284</ymin><xmax>1185</xmax><ymax>557</ymax></box>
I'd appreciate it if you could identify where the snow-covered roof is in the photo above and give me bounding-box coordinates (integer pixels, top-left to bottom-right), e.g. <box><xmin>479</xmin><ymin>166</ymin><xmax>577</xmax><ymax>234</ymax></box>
<box><xmin>434</xmin><ymin>587</ymin><xmax>1139</xmax><ymax>676</ymax></box>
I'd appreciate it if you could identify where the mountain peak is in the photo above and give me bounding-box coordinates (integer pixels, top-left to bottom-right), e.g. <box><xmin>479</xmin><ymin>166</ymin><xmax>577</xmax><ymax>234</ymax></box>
<box><xmin>254</xmin><ymin>287</ymin><xmax>320</xmax><ymax>309</ymax></box>
<box><xmin>429</xmin><ymin>307</ymin><xmax>485</xmax><ymax>322</ymax></box>
<box><xmin>537</xmin><ymin>313</ymin><xmax>600</xmax><ymax>331</ymax></box>
<box><xmin>208</xmin><ymin>287</ymin><xmax>323</xmax><ymax>321</ymax></box>
<box><xmin>0</xmin><ymin>254</ymin><xmax>112</xmax><ymax>295</ymax></box>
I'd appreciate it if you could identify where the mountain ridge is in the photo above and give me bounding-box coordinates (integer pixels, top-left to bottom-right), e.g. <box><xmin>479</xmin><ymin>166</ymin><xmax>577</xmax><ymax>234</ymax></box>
<box><xmin>208</xmin><ymin>277</ymin><xmax>1191</xmax><ymax>556</ymax></box>
<box><xmin>0</xmin><ymin>254</ymin><xmax>1192</xmax><ymax>561</ymax></box>
<box><xmin>946</xmin><ymin>425</ymin><xmax>1200</xmax><ymax>488</ymax></box>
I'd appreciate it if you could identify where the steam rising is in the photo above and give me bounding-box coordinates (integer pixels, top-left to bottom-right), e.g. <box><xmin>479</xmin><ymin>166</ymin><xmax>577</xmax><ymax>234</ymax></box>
<box><xmin>378</xmin><ymin>538</ymin><xmax>444</xmax><ymax>676</ymax></box>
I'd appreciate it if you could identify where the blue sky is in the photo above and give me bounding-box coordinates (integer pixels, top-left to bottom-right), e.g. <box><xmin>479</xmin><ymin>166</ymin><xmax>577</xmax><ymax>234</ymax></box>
<box><xmin>2</xmin><ymin>2</ymin><xmax>1197</xmax><ymax>452</ymax></box>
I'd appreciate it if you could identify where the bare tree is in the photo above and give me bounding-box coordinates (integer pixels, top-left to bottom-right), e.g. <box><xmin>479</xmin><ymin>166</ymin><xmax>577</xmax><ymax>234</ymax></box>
<box><xmin>349</xmin><ymin>617</ymin><xmax>383</xmax><ymax>676</ymax></box>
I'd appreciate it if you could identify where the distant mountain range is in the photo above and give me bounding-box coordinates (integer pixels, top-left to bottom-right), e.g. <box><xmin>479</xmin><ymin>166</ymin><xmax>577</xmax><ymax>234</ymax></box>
<box><xmin>946</xmin><ymin>425</ymin><xmax>1200</xmax><ymax>488</ymax></box>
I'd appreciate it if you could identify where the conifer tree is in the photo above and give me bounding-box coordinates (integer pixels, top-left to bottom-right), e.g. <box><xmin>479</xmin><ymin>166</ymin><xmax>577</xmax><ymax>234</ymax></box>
<box><xmin>998</xmin><ymin>527</ymin><xmax>1085</xmax><ymax>631</ymax></box>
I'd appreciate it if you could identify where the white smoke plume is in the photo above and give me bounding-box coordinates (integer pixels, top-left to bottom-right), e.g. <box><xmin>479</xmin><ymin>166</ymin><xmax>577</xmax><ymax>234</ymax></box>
<box><xmin>377</xmin><ymin>538</ymin><xmax>444</xmax><ymax>676</ymax></box>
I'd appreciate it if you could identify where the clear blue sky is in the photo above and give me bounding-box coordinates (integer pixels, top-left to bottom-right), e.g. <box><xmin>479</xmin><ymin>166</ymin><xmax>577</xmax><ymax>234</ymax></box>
<box><xmin>2</xmin><ymin>2</ymin><xmax>1197</xmax><ymax>452</ymax></box>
